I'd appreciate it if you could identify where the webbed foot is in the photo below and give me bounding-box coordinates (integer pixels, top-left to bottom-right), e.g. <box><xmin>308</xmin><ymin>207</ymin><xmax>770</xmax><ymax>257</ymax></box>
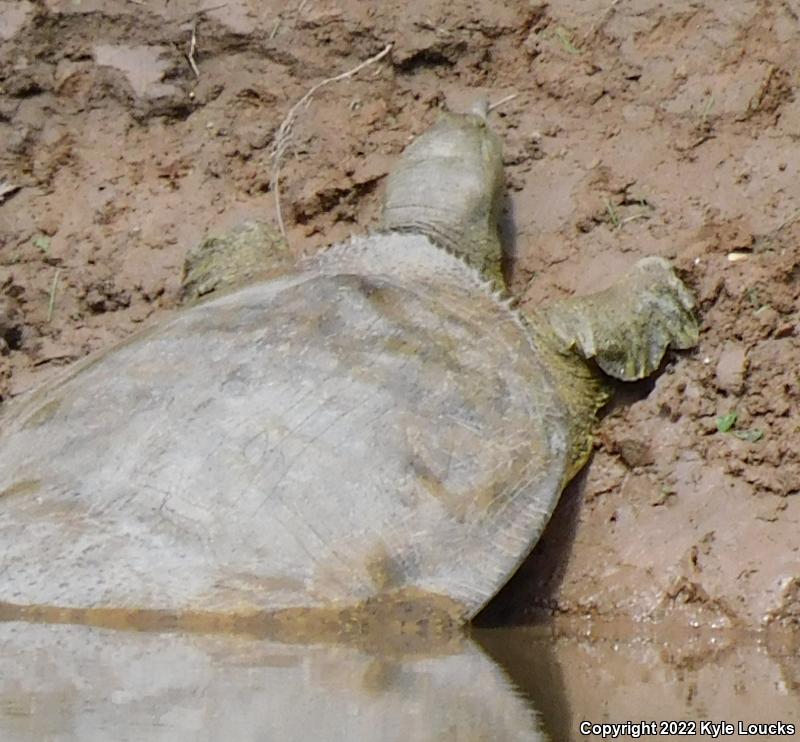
<box><xmin>541</xmin><ymin>257</ymin><xmax>698</xmax><ymax>381</ymax></box>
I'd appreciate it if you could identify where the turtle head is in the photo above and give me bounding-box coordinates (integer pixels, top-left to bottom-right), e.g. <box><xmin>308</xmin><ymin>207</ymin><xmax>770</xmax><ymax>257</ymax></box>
<box><xmin>381</xmin><ymin>103</ymin><xmax>505</xmax><ymax>286</ymax></box>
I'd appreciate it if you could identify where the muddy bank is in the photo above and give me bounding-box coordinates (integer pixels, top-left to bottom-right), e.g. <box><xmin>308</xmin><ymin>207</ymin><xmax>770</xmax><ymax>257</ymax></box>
<box><xmin>1</xmin><ymin>0</ymin><xmax>798</xmax><ymax>629</ymax></box>
<box><xmin>480</xmin><ymin>620</ymin><xmax>800</xmax><ymax>740</ymax></box>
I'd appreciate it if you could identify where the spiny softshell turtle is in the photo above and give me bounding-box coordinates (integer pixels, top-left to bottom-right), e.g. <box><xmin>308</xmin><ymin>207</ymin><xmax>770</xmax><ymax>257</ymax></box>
<box><xmin>0</xmin><ymin>104</ymin><xmax>697</xmax><ymax>633</ymax></box>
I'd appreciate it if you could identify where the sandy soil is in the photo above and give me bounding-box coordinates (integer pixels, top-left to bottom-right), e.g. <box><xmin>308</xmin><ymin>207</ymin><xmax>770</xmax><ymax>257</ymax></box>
<box><xmin>1</xmin><ymin>0</ymin><xmax>798</xmax><ymax>631</ymax></box>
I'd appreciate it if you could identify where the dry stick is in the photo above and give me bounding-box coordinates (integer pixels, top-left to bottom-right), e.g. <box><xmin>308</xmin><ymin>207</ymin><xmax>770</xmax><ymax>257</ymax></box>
<box><xmin>583</xmin><ymin>0</ymin><xmax>621</xmax><ymax>42</ymax></box>
<box><xmin>487</xmin><ymin>93</ymin><xmax>518</xmax><ymax>113</ymax></box>
<box><xmin>187</xmin><ymin>21</ymin><xmax>200</xmax><ymax>78</ymax></box>
<box><xmin>775</xmin><ymin>207</ymin><xmax>800</xmax><ymax>232</ymax></box>
<box><xmin>179</xmin><ymin>4</ymin><xmax>228</xmax><ymax>24</ymax></box>
<box><xmin>47</xmin><ymin>268</ymin><xmax>62</xmax><ymax>323</ymax></box>
<box><xmin>184</xmin><ymin>4</ymin><xmax>232</xmax><ymax>77</ymax></box>
<box><xmin>270</xmin><ymin>43</ymin><xmax>393</xmax><ymax>239</ymax></box>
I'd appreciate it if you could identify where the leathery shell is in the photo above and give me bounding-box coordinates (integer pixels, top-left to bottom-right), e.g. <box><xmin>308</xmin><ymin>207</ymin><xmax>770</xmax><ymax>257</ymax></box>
<box><xmin>0</xmin><ymin>233</ymin><xmax>569</xmax><ymax>624</ymax></box>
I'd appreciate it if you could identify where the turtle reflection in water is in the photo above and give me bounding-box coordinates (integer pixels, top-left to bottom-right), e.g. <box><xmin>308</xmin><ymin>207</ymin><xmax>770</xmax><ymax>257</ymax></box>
<box><xmin>0</xmin><ymin>101</ymin><xmax>697</xmax><ymax>634</ymax></box>
<box><xmin>0</xmin><ymin>623</ymin><xmax>549</xmax><ymax>742</ymax></box>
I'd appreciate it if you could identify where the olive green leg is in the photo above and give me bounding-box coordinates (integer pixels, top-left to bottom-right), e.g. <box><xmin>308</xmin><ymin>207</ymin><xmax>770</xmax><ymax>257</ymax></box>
<box><xmin>181</xmin><ymin>221</ymin><xmax>294</xmax><ymax>303</ymax></box>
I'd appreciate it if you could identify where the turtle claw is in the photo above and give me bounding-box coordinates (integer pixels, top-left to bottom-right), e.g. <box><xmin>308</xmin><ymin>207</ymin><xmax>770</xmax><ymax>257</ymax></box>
<box><xmin>542</xmin><ymin>257</ymin><xmax>699</xmax><ymax>381</ymax></box>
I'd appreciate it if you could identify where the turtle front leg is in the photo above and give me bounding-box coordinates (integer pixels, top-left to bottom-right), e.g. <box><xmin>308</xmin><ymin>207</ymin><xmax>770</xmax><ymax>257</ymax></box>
<box><xmin>181</xmin><ymin>220</ymin><xmax>294</xmax><ymax>302</ymax></box>
<box><xmin>539</xmin><ymin>257</ymin><xmax>699</xmax><ymax>381</ymax></box>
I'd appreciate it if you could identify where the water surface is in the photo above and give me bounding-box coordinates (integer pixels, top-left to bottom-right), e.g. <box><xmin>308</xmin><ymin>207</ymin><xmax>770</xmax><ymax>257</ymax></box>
<box><xmin>0</xmin><ymin>620</ymin><xmax>797</xmax><ymax>741</ymax></box>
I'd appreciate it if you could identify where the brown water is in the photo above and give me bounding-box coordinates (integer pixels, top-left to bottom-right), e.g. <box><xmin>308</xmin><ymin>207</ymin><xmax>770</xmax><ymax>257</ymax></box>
<box><xmin>0</xmin><ymin>619</ymin><xmax>797</xmax><ymax>741</ymax></box>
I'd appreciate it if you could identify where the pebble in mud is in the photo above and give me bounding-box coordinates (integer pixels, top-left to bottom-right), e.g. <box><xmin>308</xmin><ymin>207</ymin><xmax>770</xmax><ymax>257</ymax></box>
<box><xmin>714</xmin><ymin>341</ymin><xmax>748</xmax><ymax>395</ymax></box>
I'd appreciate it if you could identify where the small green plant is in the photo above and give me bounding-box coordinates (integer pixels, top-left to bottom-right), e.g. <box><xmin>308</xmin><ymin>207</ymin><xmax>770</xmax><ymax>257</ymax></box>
<box><xmin>33</xmin><ymin>235</ymin><xmax>51</xmax><ymax>255</ymax></box>
<box><xmin>700</xmin><ymin>95</ymin><xmax>715</xmax><ymax>129</ymax></box>
<box><xmin>716</xmin><ymin>410</ymin><xmax>763</xmax><ymax>442</ymax></box>
<box><xmin>746</xmin><ymin>287</ymin><xmax>762</xmax><ymax>309</ymax></box>
<box><xmin>605</xmin><ymin>198</ymin><xmax>621</xmax><ymax>228</ymax></box>
<box><xmin>733</xmin><ymin>428</ymin><xmax>763</xmax><ymax>443</ymax></box>
<box><xmin>652</xmin><ymin>486</ymin><xmax>676</xmax><ymax>506</ymax></box>
<box><xmin>553</xmin><ymin>27</ymin><xmax>581</xmax><ymax>55</ymax></box>
<box><xmin>716</xmin><ymin>411</ymin><xmax>737</xmax><ymax>433</ymax></box>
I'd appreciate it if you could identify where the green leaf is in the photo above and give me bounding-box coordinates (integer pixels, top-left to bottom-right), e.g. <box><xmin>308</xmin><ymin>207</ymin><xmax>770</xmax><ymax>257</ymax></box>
<box><xmin>733</xmin><ymin>428</ymin><xmax>763</xmax><ymax>443</ymax></box>
<box><xmin>716</xmin><ymin>412</ymin><xmax>737</xmax><ymax>433</ymax></box>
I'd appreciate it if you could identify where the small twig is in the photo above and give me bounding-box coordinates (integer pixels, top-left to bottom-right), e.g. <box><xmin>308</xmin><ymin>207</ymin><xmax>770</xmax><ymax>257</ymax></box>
<box><xmin>269</xmin><ymin>42</ymin><xmax>393</xmax><ymax>239</ymax></box>
<box><xmin>620</xmin><ymin>212</ymin><xmax>651</xmax><ymax>225</ymax></box>
<box><xmin>47</xmin><ymin>268</ymin><xmax>62</xmax><ymax>323</ymax></box>
<box><xmin>187</xmin><ymin>21</ymin><xmax>200</xmax><ymax>78</ymax></box>
<box><xmin>583</xmin><ymin>0</ymin><xmax>621</xmax><ymax>42</ymax></box>
<box><xmin>775</xmin><ymin>207</ymin><xmax>800</xmax><ymax>232</ymax></box>
<box><xmin>199</xmin><ymin>2</ymin><xmax>228</xmax><ymax>13</ymax></box>
<box><xmin>178</xmin><ymin>4</ymin><xmax>227</xmax><ymax>26</ymax></box>
<box><xmin>487</xmin><ymin>93</ymin><xmax>518</xmax><ymax>113</ymax></box>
